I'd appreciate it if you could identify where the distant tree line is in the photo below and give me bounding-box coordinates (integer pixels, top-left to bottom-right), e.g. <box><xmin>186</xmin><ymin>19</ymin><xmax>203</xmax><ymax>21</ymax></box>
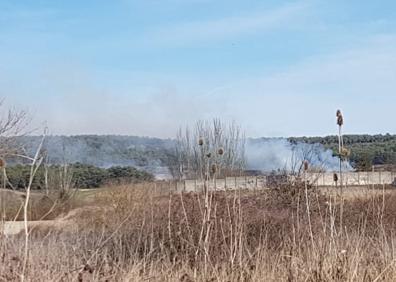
<box><xmin>16</xmin><ymin>135</ymin><xmax>176</xmax><ymax>169</ymax></box>
<box><xmin>1</xmin><ymin>163</ymin><xmax>154</xmax><ymax>190</ymax></box>
<box><xmin>288</xmin><ymin>134</ymin><xmax>396</xmax><ymax>171</ymax></box>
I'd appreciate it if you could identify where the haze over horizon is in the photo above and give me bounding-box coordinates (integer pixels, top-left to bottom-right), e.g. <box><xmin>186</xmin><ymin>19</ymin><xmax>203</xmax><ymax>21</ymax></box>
<box><xmin>2</xmin><ymin>0</ymin><xmax>396</xmax><ymax>138</ymax></box>
<box><xmin>20</xmin><ymin>132</ymin><xmax>396</xmax><ymax>140</ymax></box>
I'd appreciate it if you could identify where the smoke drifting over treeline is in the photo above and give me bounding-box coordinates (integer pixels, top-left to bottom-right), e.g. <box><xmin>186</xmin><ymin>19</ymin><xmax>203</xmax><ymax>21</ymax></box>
<box><xmin>246</xmin><ymin>138</ymin><xmax>350</xmax><ymax>172</ymax></box>
<box><xmin>13</xmin><ymin>136</ymin><xmax>349</xmax><ymax>179</ymax></box>
<box><xmin>16</xmin><ymin>135</ymin><xmax>175</xmax><ymax>179</ymax></box>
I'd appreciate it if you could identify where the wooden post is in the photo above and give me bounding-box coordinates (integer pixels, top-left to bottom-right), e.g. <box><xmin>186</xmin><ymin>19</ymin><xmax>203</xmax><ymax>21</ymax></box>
<box><xmin>213</xmin><ymin>176</ymin><xmax>216</xmax><ymax>191</ymax></box>
<box><xmin>367</xmin><ymin>171</ymin><xmax>370</xmax><ymax>188</ymax></box>
<box><xmin>379</xmin><ymin>171</ymin><xmax>382</xmax><ymax>185</ymax></box>
<box><xmin>245</xmin><ymin>175</ymin><xmax>247</xmax><ymax>189</ymax></box>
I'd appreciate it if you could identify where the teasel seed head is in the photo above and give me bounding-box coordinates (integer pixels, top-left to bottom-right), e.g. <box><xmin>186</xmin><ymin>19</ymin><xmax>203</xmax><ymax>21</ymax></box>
<box><xmin>303</xmin><ymin>160</ymin><xmax>309</xmax><ymax>171</ymax></box>
<box><xmin>336</xmin><ymin>109</ymin><xmax>344</xmax><ymax>126</ymax></box>
<box><xmin>211</xmin><ymin>164</ymin><xmax>217</xmax><ymax>174</ymax></box>
<box><xmin>340</xmin><ymin>147</ymin><xmax>351</xmax><ymax>158</ymax></box>
<box><xmin>0</xmin><ymin>158</ymin><xmax>5</xmax><ymax>169</ymax></box>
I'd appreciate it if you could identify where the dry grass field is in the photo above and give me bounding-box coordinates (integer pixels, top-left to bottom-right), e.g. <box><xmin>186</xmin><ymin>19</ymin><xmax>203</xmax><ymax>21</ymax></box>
<box><xmin>1</xmin><ymin>183</ymin><xmax>396</xmax><ymax>281</ymax></box>
<box><xmin>320</xmin><ymin>185</ymin><xmax>395</xmax><ymax>200</ymax></box>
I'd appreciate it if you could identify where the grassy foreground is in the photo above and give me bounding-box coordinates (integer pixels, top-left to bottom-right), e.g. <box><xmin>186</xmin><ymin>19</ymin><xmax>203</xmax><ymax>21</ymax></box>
<box><xmin>1</xmin><ymin>183</ymin><xmax>396</xmax><ymax>281</ymax></box>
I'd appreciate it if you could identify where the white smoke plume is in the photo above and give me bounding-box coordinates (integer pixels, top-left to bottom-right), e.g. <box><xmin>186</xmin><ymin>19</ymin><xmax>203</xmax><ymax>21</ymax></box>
<box><xmin>246</xmin><ymin>138</ymin><xmax>352</xmax><ymax>172</ymax></box>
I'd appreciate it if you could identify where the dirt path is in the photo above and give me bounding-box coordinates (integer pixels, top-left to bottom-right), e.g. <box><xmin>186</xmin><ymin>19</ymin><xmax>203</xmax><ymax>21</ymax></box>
<box><xmin>1</xmin><ymin>205</ymin><xmax>106</xmax><ymax>236</ymax></box>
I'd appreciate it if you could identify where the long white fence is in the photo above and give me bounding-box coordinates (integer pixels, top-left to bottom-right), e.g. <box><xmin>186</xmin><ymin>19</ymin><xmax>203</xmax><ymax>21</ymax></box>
<box><xmin>175</xmin><ymin>172</ymin><xmax>396</xmax><ymax>192</ymax></box>
<box><xmin>307</xmin><ymin>171</ymin><xmax>396</xmax><ymax>186</ymax></box>
<box><xmin>176</xmin><ymin>176</ymin><xmax>266</xmax><ymax>192</ymax></box>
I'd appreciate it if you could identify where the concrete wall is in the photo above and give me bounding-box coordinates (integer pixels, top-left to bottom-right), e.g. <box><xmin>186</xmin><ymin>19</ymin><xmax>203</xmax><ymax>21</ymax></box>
<box><xmin>306</xmin><ymin>171</ymin><xmax>396</xmax><ymax>186</ymax></box>
<box><xmin>176</xmin><ymin>176</ymin><xmax>267</xmax><ymax>192</ymax></box>
<box><xmin>175</xmin><ymin>172</ymin><xmax>396</xmax><ymax>192</ymax></box>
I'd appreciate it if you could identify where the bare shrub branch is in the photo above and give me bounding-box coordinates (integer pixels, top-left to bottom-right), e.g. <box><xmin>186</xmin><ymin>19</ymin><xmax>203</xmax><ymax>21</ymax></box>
<box><xmin>173</xmin><ymin>119</ymin><xmax>246</xmax><ymax>180</ymax></box>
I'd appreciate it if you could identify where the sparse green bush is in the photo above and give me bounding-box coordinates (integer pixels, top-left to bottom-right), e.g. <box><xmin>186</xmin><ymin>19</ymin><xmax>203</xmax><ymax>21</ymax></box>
<box><xmin>1</xmin><ymin>163</ymin><xmax>154</xmax><ymax>190</ymax></box>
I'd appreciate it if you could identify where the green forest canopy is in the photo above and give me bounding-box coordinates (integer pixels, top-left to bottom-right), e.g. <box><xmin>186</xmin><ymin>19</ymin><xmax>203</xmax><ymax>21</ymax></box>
<box><xmin>288</xmin><ymin>134</ymin><xmax>396</xmax><ymax>171</ymax></box>
<box><xmin>3</xmin><ymin>163</ymin><xmax>154</xmax><ymax>190</ymax></box>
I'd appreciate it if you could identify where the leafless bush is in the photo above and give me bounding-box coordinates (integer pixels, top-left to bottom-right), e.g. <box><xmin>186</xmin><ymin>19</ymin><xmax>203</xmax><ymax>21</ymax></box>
<box><xmin>173</xmin><ymin>119</ymin><xmax>246</xmax><ymax>180</ymax></box>
<box><xmin>0</xmin><ymin>99</ymin><xmax>30</xmax><ymax>158</ymax></box>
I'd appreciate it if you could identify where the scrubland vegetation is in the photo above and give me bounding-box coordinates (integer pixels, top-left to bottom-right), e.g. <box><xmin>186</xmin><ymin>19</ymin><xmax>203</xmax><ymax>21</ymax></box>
<box><xmin>2</xmin><ymin>183</ymin><xmax>396</xmax><ymax>281</ymax></box>
<box><xmin>1</xmin><ymin>106</ymin><xmax>396</xmax><ymax>281</ymax></box>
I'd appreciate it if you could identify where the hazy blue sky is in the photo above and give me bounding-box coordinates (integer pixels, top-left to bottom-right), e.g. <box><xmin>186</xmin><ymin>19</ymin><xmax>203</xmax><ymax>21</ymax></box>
<box><xmin>1</xmin><ymin>0</ymin><xmax>395</xmax><ymax>138</ymax></box>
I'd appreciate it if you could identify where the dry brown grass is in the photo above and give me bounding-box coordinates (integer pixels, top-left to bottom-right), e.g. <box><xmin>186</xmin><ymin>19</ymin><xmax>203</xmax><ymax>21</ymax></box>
<box><xmin>0</xmin><ymin>188</ymin><xmax>85</xmax><ymax>222</ymax></box>
<box><xmin>1</xmin><ymin>183</ymin><xmax>396</xmax><ymax>281</ymax></box>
